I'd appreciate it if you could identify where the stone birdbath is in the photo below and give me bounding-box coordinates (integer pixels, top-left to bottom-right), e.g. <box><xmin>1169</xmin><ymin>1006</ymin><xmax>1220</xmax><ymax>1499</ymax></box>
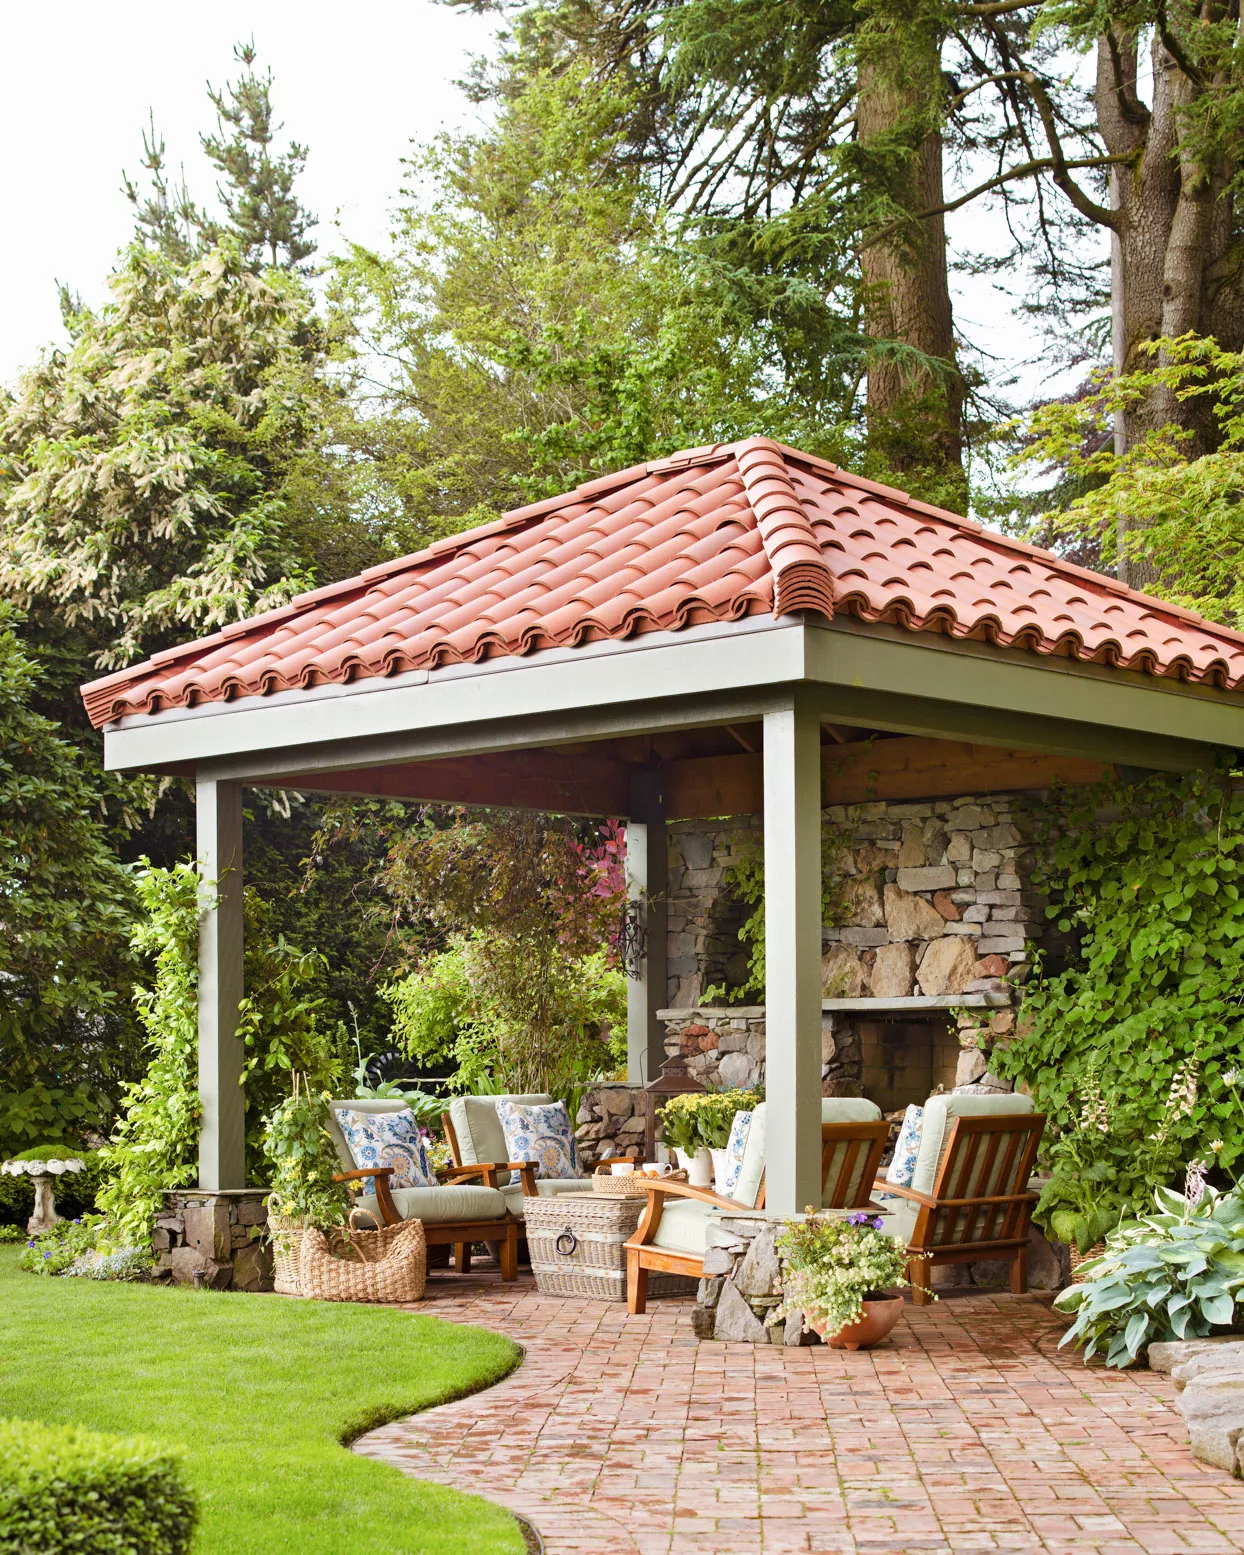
<box><xmin>2</xmin><ymin>1155</ymin><xmax>85</xmax><ymax>1234</ymax></box>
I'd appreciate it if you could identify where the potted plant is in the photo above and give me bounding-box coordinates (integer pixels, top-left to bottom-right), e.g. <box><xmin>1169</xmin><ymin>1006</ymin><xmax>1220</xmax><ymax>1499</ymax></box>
<box><xmin>691</xmin><ymin>1088</ymin><xmax>762</xmax><ymax>1189</ymax></box>
<box><xmin>260</xmin><ymin>1075</ymin><xmax>351</xmax><ymax>1295</ymax></box>
<box><xmin>773</xmin><ymin>1209</ymin><xmax>930</xmax><ymax>1349</ymax></box>
<box><xmin>658</xmin><ymin>1094</ymin><xmax>712</xmax><ymax>1186</ymax></box>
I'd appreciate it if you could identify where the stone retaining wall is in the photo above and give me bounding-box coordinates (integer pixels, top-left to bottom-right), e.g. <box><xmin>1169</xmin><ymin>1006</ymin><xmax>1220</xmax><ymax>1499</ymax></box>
<box><xmin>575</xmin><ymin>1083</ymin><xmax>645</xmax><ymax>1168</ymax></box>
<box><xmin>156</xmin><ymin>1190</ymin><xmax>274</xmax><ymax>1291</ymax></box>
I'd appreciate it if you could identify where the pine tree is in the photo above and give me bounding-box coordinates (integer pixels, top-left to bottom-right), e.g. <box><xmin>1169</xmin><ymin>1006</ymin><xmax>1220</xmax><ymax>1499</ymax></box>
<box><xmin>201</xmin><ymin>41</ymin><xmax>317</xmax><ymax>272</ymax></box>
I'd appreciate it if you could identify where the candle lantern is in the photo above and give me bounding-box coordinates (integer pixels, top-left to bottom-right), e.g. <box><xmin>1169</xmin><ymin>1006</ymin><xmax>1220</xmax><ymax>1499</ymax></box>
<box><xmin>643</xmin><ymin>1055</ymin><xmax>705</xmax><ymax>1163</ymax></box>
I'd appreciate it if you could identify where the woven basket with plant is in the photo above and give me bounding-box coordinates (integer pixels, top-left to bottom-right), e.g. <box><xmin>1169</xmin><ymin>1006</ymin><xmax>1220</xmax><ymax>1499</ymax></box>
<box><xmin>301</xmin><ymin>1218</ymin><xmax>427</xmax><ymax>1303</ymax></box>
<box><xmin>261</xmin><ymin>1074</ymin><xmax>352</xmax><ymax>1297</ymax></box>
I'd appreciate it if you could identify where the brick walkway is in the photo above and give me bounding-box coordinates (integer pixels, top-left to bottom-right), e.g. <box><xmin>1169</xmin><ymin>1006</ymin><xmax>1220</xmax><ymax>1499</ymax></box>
<box><xmin>354</xmin><ymin>1274</ymin><xmax>1244</xmax><ymax>1554</ymax></box>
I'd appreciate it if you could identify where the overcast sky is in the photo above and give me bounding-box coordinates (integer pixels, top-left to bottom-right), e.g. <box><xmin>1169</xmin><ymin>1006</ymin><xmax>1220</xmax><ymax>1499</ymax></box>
<box><xmin>1</xmin><ymin>2</ymin><xmax>1073</xmax><ymax>414</ymax></box>
<box><xmin>0</xmin><ymin>0</ymin><xmax>497</xmax><ymax>386</ymax></box>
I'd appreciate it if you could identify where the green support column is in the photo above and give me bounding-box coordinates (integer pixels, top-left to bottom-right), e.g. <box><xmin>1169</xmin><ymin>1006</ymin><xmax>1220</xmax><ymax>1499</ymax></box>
<box><xmin>626</xmin><ymin>769</ymin><xmax>668</xmax><ymax>1086</ymax></box>
<box><xmin>196</xmin><ymin>777</ymin><xmax>246</xmax><ymax>1190</ymax></box>
<box><xmin>763</xmin><ymin>702</ymin><xmax>824</xmax><ymax>1217</ymax></box>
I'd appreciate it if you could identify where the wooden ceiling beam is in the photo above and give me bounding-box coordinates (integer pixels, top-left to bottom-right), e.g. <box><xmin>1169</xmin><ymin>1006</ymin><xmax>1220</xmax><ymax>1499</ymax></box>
<box><xmin>665</xmin><ymin>738</ymin><xmax>1109</xmax><ymax>820</ymax></box>
<box><xmin>265</xmin><ymin>735</ymin><xmax>1109</xmax><ymax>821</ymax></box>
<box><xmin>270</xmin><ymin>749</ymin><xmax>631</xmax><ymax>817</ymax></box>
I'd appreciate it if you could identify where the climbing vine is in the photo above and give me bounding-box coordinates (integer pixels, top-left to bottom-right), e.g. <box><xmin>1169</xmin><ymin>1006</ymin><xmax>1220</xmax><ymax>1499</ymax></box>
<box><xmin>702</xmin><ymin>816</ymin><xmax>859</xmax><ymax>1004</ymax></box>
<box><xmin>996</xmin><ymin>769</ymin><xmax>1244</xmax><ymax>1178</ymax></box>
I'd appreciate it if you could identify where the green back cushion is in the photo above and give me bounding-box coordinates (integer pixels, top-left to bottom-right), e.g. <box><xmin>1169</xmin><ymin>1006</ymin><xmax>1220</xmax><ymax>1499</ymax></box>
<box><xmin>729</xmin><ymin>1098</ymin><xmax>882</xmax><ymax>1208</ymax></box>
<box><xmin>326</xmin><ymin>1097</ymin><xmax>409</xmax><ymax>1173</ymax></box>
<box><xmin>820</xmin><ymin>1097</ymin><xmax>883</xmax><ymax>1207</ymax></box>
<box><xmin>910</xmin><ymin>1092</ymin><xmax>1035</xmax><ymax>1197</ymax></box>
<box><xmin>448</xmin><ymin>1094</ymin><xmax>555</xmax><ymax>1185</ymax></box>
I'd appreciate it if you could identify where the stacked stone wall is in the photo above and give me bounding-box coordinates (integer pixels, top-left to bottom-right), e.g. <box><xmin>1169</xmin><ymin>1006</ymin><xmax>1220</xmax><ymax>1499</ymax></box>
<box><xmin>156</xmin><ymin>1190</ymin><xmax>274</xmax><ymax>1290</ymax></box>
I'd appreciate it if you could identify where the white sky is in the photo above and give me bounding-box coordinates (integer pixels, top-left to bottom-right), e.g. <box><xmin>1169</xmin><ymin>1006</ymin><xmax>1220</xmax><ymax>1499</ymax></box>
<box><xmin>1</xmin><ymin>2</ymin><xmax>1089</xmax><ymax>426</ymax></box>
<box><xmin>0</xmin><ymin>0</ymin><xmax>497</xmax><ymax>387</ymax></box>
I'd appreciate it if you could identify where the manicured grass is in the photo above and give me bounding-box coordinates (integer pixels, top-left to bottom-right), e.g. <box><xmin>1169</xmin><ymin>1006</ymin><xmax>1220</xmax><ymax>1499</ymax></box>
<box><xmin>0</xmin><ymin>1248</ymin><xmax>524</xmax><ymax>1554</ymax></box>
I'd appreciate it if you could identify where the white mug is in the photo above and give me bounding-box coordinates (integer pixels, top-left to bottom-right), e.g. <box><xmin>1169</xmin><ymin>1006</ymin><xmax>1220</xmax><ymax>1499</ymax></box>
<box><xmin>610</xmin><ymin>1161</ymin><xmax>634</xmax><ymax>1176</ymax></box>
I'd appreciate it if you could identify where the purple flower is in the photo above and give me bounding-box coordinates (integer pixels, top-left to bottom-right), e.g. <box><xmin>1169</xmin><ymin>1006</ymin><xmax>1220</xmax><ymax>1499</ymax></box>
<box><xmin>872</xmin><ymin>1217</ymin><xmax>885</xmax><ymax>1230</ymax></box>
<box><xmin>42</xmin><ymin>1251</ymin><xmax>50</xmax><ymax>1260</ymax></box>
<box><xmin>848</xmin><ymin>1211</ymin><xmax>869</xmax><ymax>1225</ymax></box>
<box><xmin>26</xmin><ymin>1240</ymin><xmax>35</xmax><ymax>1248</ymax></box>
<box><xmin>73</xmin><ymin>1218</ymin><xmax>82</xmax><ymax>1225</ymax></box>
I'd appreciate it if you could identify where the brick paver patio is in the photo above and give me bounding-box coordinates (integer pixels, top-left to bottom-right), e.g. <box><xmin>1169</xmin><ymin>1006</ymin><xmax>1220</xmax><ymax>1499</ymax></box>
<box><xmin>354</xmin><ymin>1275</ymin><xmax>1244</xmax><ymax>1554</ymax></box>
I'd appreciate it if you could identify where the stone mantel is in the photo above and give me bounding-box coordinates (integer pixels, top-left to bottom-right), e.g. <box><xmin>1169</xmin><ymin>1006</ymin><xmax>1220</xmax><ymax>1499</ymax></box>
<box><xmin>659</xmin><ymin>992</ymin><xmax>1011</xmax><ymax>1021</ymax></box>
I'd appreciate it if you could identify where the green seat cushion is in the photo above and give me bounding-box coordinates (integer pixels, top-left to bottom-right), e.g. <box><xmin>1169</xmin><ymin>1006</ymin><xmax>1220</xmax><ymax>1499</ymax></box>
<box><xmin>501</xmin><ymin>1178</ymin><xmax>596</xmax><ymax>1216</ymax></box>
<box><xmin>448</xmin><ymin>1094</ymin><xmax>554</xmax><ymax>1185</ymax></box>
<box><xmin>358</xmin><ymin>1184</ymin><xmax>507</xmax><ymax>1224</ymax></box>
<box><xmin>911</xmin><ymin>1092</ymin><xmax>1035</xmax><ymax>1197</ymax></box>
<box><xmin>651</xmin><ymin>1200</ymin><xmax>715</xmax><ymax>1257</ymax></box>
<box><xmin>878</xmin><ymin>1196</ymin><xmax>919</xmax><ymax>1246</ymax></box>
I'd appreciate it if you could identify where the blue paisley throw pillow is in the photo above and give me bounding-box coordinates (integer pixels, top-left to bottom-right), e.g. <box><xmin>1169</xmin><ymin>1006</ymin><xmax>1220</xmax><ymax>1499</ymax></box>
<box><xmin>336</xmin><ymin>1108</ymin><xmax>436</xmax><ymax>1195</ymax></box>
<box><xmin>496</xmin><ymin>1099</ymin><xmax>578</xmax><ymax>1180</ymax></box>
<box><xmin>884</xmin><ymin>1104</ymin><xmax>924</xmax><ymax>1188</ymax></box>
<box><xmin>720</xmin><ymin>1110</ymin><xmax>753</xmax><ymax>1200</ymax></box>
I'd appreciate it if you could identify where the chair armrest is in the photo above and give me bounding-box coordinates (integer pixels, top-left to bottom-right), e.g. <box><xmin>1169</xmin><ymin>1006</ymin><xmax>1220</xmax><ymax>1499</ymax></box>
<box><xmin>872</xmin><ymin>1178</ymin><xmax>938</xmax><ymax>1209</ymax></box>
<box><xmin>639</xmin><ymin>1180</ymin><xmax>743</xmax><ymax>1211</ymax></box>
<box><xmin>596</xmin><ymin>1157</ymin><xmax>636</xmax><ymax>1168</ymax></box>
<box><xmin>439</xmin><ymin>1163</ymin><xmax>494</xmax><ymax>1183</ymax></box>
<box><xmin>333</xmin><ymin>1167</ymin><xmax>395</xmax><ymax>1183</ymax></box>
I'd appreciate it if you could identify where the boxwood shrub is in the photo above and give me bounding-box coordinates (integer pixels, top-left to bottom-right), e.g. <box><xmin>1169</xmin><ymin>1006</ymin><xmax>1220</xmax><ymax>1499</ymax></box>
<box><xmin>0</xmin><ymin>1417</ymin><xmax>197</xmax><ymax>1553</ymax></box>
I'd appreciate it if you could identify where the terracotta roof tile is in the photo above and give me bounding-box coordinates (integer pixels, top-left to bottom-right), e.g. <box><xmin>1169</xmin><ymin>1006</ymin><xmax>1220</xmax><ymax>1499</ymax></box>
<box><xmin>81</xmin><ymin>436</ymin><xmax>1244</xmax><ymax>727</ymax></box>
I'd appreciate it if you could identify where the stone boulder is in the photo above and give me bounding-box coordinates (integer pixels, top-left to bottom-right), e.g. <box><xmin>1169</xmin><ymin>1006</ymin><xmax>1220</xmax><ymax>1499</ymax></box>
<box><xmin>883</xmin><ymin>884</ymin><xmax>945</xmax><ymax>942</ymax></box>
<box><xmin>917</xmin><ymin>936</ymin><xmax>977</xmax><ymax>996</ymax></box>
<box><xmin>822</xmin><ymin>945</ymin><xmax>867</xmax><ymax>998</ymax></box>
<box><xmin>869</xmin><ymin>942</ymin><xmax>914</xmax><ymax>998</ymax></box>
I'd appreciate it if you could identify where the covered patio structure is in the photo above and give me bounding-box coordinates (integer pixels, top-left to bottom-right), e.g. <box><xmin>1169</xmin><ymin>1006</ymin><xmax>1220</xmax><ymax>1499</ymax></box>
<box><xmin>83</xmin><ymin>436</ymin><xmax>1244</xmax><ymax>1222</ymax></box>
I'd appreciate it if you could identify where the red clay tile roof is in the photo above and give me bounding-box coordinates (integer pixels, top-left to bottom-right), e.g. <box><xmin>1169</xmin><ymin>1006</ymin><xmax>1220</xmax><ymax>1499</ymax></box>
<box><xmin>81</xmin><ymin>435</ymin><xmax>1244</xmax><ymax>727</ymax></box>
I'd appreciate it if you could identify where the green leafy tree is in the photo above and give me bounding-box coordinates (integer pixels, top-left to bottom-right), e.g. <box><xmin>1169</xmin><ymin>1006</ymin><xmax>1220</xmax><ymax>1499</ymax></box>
<box><xmin>0</xmin><ymin>607</ymin><xmax>137</xmax><ymax>1155</ymax></box>
<box><xmin>1018</xmin><ymin>335</ymin><xmax>1244</xmax><ymax>625</ymax></box>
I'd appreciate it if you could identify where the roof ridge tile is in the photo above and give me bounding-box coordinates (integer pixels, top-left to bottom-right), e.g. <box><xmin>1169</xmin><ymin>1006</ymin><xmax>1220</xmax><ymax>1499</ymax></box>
<box><xmin>734</xmin><ymin>438</ymin><xmax>835</xmax><ymax>620</ymax></box>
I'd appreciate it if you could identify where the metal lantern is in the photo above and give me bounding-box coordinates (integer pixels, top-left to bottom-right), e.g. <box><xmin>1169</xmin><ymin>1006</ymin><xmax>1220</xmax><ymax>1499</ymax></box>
<box><xmin>643</xmin><ymin>1054</ymin><xmax>705</xmax><ymax>1163</ymax></box>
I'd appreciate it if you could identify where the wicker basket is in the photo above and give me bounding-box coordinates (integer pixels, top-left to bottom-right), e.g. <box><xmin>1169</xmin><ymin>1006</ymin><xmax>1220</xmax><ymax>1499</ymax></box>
<box><xmin>1069</xmin><ymin>1241</ymin><xmax>1107</xmax><ymax>1283</ymax></box>
<box><xmin>525</xmin><ymin>1193</ymin><xmax>695</xmax><ymax>1301</ymax></box>
<box><xmin>300</xmin><ymin>1219</ymin><xmax>427</xmax><ymax>1304</ymax></box>
<box><xmin>591</xmin><ymin>1166</ymin><xmax>688</xmax><ymax>1198</ymax></box>
<box><xmin>269</xmin><ymin>1214</ymin><xmax>307</xmax><ymax>1296</ymax></box>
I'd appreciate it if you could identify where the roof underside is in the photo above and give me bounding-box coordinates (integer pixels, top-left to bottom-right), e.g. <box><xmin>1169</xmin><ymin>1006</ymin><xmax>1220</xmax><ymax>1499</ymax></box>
<box><xmin>81</xmin><ymin>435</ymin><xmax>1244</xmax><ymax>729</ymax></box>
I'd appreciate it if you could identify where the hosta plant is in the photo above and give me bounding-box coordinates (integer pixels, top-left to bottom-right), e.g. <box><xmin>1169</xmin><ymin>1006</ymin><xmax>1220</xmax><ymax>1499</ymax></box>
<box><xmin>1055</xmin><ymin>1186</ymin><xmax>1244</xmax><ymax>1367</ymax></box>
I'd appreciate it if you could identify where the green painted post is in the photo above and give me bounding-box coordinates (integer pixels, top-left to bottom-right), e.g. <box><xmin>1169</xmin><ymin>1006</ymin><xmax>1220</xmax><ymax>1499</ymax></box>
<box><xmin>763</xmin><ymin>702</ymin><xmax>824</xmax><ymax>1216</ymax></box>
<box><xmin>196</xmin><ymin>778</ymin><xmax>246</xmax><ymax>1190</ymax></box>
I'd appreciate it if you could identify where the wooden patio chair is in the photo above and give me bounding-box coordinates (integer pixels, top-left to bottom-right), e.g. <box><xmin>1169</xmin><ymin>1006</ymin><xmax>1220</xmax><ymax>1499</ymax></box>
<box><xmin>873</xmin><ymin>1095</ymin><xmax>1045</xmax><ymax>1303</ymax></box>
<box><xmin>441</xmin><ymin>1093</ymin><xmax>631</xmax><ymax>1225</ymax></box>
<box><xmin>625</xmin><ymin>1100</ymin><xmax>889</xmax><ymax>1314</ymax></box>
<box><xmin>325</xmin><ymin>1098</ymin><xmax>525</xmax><ymax>1280</ymax></box>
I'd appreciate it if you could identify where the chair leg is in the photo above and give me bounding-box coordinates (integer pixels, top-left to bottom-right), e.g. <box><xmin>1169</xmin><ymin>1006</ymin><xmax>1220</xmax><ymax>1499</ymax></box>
<box><xmin>627</xmin><ymin>1249</ymin><xmax>648</xmax><ymax>1315</ymax></box>
<box><xmin>499</xmin><ymin>1225</ymin><xmax>518</xmax><ymax>1282</ymax></box>
<box><xmin>454</xmin><ymin>1241</ymin><xmax>472</xmax><ymax>1273</ymax></box>
<box><xmin>908</xmin><ymin>1254</ymin><xmax>934</xmax><ymax>1305</ymax></box>
<box><xmin>1010</xmin><ymin>1245</ymin><xmax>1029</xmax><ymax>1295</ymax></box>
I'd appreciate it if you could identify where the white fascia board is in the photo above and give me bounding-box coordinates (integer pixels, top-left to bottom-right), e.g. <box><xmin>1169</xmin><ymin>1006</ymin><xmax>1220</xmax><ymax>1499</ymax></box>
<box><xmin>102</xmin><ymin>615</ymin><xmax>808</xmax><ymax>774</ymax></box>
<box><xmin>810</xmin><ymin>618</ymin><xmax>1244</xmax><ymax>751</ymax></box>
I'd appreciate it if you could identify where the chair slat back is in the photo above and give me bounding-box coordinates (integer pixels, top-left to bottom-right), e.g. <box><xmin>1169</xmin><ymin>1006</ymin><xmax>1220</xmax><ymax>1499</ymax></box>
<box><xmin>926</xmin><ymin>1114</ymin><xmax>1045</xmax><ymax>1248</ymax></box>
<box><xmin>821</xmin><ymin>1121</ymin><xmax>889</xmax><ymax>1209</ymax></box>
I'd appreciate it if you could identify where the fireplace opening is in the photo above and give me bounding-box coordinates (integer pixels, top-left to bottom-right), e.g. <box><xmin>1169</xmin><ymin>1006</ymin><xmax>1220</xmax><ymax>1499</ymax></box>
<box><xmin>859</xmin><ymin>1017</ymin><xmax>959</xmax><ymax>1114</ymax></box>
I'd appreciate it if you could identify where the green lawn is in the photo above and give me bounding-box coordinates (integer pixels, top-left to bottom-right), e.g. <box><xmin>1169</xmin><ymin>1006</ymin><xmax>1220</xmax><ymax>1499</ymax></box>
<box><xmin>0</xmin><ymin>1248</ymin><xmax>524</xmax><ymax>1554</ymax></box>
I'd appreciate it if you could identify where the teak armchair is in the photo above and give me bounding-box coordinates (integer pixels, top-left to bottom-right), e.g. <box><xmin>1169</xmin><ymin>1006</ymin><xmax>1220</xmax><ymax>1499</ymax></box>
<box><xmin>626</xmin><ymin>1113</ymin><xmax>888</xmax><ymax>1315</ymax></box>
<box><xmin>876</xmin><ymin>1110</ymin><xmax>1045</xmax><ymax>1302</ymax></box>
<box><xmin>325</xmin><ymin>1097</ymin><xmax>527</xmax><ymax>1280</ymax></box>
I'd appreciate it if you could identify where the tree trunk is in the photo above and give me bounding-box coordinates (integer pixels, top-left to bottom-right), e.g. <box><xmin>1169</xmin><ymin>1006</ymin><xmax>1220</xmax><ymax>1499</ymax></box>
<box><xmin>1097</xmin><ymin>29</ymin><xmax>1244</xmax><ymax>588</ymax></box>
<box><xmin>858</xmin><ymin>37</ymin><xmax>964</xmax><ymax>498</ymax></box>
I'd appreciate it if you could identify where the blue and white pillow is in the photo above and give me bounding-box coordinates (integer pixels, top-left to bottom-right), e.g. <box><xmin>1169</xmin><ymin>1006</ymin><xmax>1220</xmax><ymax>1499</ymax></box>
<box><xmin>720</xmin><ymin>1110</ymin><xmax>753</xmax><ymax>1200</ymax></box>
<box><xmin>336</xmin><ymin>1108</ymin><xmax>436</xmax><ymax>1195</ymax></box>
<box><xmin>884</xmin><ymin>1104</ymin><xmax>924</xmax><ymax>1188</ymax></box>
<box><xmin>496</xmin><ymin>1099</ymin><xmax>578</xmax><ymax>1181</ymax></box>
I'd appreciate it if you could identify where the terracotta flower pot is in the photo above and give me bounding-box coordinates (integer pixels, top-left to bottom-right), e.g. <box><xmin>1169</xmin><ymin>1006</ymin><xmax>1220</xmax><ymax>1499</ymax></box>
<box><xmin>813</xmin><ymin>1296</ymin><xmax>905</xmax><ymax>1351</ymax></box>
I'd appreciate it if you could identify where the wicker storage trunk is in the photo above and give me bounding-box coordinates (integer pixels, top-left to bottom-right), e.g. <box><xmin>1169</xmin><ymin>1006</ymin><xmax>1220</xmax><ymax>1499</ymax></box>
<box><xmin>524</xmin><ymin>1194</ymin><xmax>695</xmax><ymax>1301</ymax></box>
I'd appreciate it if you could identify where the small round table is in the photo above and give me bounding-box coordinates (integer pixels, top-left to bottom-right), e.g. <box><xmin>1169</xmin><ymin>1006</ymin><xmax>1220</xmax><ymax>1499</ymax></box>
<box><xmin>1</xmin><ymin>1157</ymin><xmax>85</xmax><ymax>1234</ymax></box>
